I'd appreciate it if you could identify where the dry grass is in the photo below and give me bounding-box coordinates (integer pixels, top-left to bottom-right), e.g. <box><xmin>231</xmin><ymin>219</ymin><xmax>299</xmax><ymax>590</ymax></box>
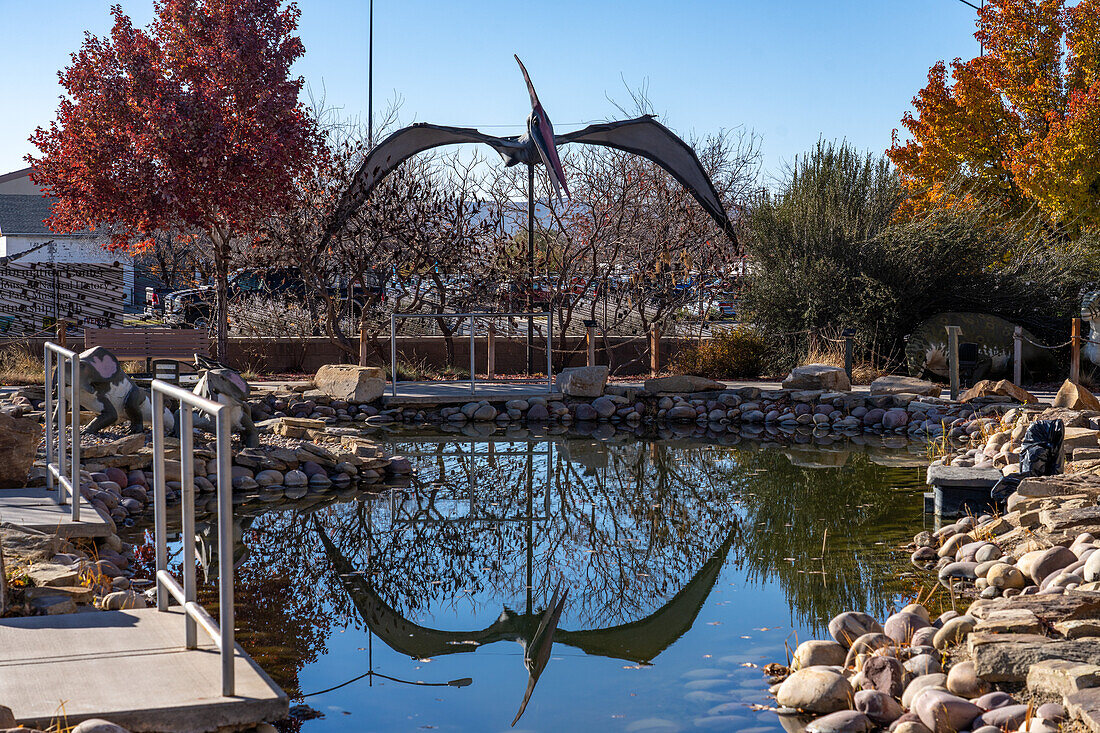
<box><xmin>0</xmin><ymin>343</ymin><xmax>45</xmax><ymax>386</ymax></box>
<box><xmin>799</xmin><ymin>340</ymin><xmax>892</xmax><ymax>385</ymax></box>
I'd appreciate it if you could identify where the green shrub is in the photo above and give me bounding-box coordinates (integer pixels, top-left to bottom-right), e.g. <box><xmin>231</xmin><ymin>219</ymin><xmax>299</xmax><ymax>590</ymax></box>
<box><xmin>672</xmin><ymin>327</ymin><xmax>767</xmax><ymax>379</ymax></box>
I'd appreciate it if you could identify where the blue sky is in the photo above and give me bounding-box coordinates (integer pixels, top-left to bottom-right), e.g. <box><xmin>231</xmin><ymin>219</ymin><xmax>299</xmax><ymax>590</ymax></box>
<box><xmin>0</xmin><ymin>0</ymin><xmax>982</xmax><ymax>180</ymax></box>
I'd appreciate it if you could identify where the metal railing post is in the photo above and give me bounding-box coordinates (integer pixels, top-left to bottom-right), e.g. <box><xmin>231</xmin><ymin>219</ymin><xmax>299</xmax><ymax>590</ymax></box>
<box><xmin>390</xmin><ymin>313</ymin><xmax>398</xmax><ymax>398</ymax></box>
<box><xmin>946</xmin><ymin>325</ymin><xmax>962</xmax><ymax>401</ymax></box>
<box><xmin>546</xmin><ymin>311</ymin><xmax>552</xmax><ymax>394</ymax></box>
<box><xmin>469</xmin><ymin>315</ymin><xmax>476</xmax><ymax>394</ymax></box>
<box><xmin>487</xmin><ymin>324</ymin><xmax>496</xmax><ymax>380</ymax></box>
<box><xmin>70</xmin><ymin>355</ymin><xmax>80</xmax><ymax>520</ymax></box>
<box><xmin>57</xmin><ymin>347</ymin><xmax>68</xmax><ymax>505</ymax></box>
<box><xmin>153</xmin><ymin>389</ymin><xmax>168</xmax><ymax>612</ymax></box>
<box><xmin>216</xmin><ymin>406</ymin><xmax>235</xmax><ymax>697</ymax></box>
<box><xmin>1013</xmin><ymin>326</ymin><xmax>1023</xmax><ymax>386</ymax></box>
<box><xmin>44</xmin><ymin>346</ymin><xmax>54</xmax><ymax>493</ymax></box>
<box><xmin>181</xmin><ymin>407</ymin><xmax>196</xmax><ymax>649</ymax></box>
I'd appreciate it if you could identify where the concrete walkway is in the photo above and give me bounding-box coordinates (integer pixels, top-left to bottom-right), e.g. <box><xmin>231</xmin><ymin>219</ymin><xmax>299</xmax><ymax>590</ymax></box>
<box><xmin>0</xmin><ymin>607</ymin><xmax>288</xmax><ymax>732</ymax></box>
<box><xmin>0</xmin><ymin>487</ymin><xmax>110</xmax><ymax>538</ymax></box>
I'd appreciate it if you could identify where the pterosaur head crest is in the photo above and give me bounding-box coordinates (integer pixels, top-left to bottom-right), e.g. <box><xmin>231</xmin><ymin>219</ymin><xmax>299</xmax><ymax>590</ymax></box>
<box><xmin>514</xmin><ymin>54</ymin><xmax>570</xmax><ymax>202</ymax></box>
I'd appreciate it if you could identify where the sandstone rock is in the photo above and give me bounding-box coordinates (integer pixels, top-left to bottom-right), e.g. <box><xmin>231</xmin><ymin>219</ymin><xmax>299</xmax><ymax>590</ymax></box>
<box><xmin>644</xmin><ymin>374</ymin><xmax>723</xmax><ymax>394</ymax></box>
<box><xmin>961</xmin><ymin>379</ymin><xmax>1037</xmax><ymax>405</ymax></box>
<box><xmin>0</xmin><ymin>411</ymin><xmax>40</xmax><ymax>488</ymax></box>
<box><xmin>1026</xmin><ymin>659</ymin><xmax>1100</xmax><ymax>697</ymax></box>
<box><xmin>1054</xmin><ymin>380</ymin><xmax>1100</xmax><ymax>411</ymax></box>
<box><xmin>775</xmin><ymin>668</ymin><xmax>854</xmax><ymax>714</ymax></box>
<box><xmin>871</xmin><ymin>376</ymin><xmax>941</xmax><ymax>397</ymax></box>
<box><xmin>314</xmin><ymin>364</ymin><xmax>385</xmax><ymax>403</ymax></box>
<box><xmin>828</xmin><ymin>611</ymin><xmax>883</xmax><ymax>648</ymax></box>
<box><xmin>792</xmin><ymin>640</ymin><xmax>847</xmax><ymax>670</ymax></box>
<box><xmin>969</xmin><ymin>632</ymin><xmax>1100</xmax><ymax>682</ymax></box>
<box><xmin>973</xmin><ymin>608</ymin><xmax>1041</xmax><ymax>635</ymax></box>
<box><xmin>557</xmin><ymin>366</ymin><xmax>609</xmax><ymax>397</ymax></box>
<box><xmin>1064</xmin><ymin>687</ymin><xmax>1100</xmax><ymax>733</ymax></box>
<box><xmin>783</xmin><ymin>365</ymin><xmax>851</xmax><ymax>392</ymax></box>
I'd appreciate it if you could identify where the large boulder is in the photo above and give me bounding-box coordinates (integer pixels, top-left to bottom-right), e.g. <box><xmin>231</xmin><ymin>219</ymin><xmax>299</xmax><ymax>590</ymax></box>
<box><xmin>1053</xmin><ymin>380</ymin><xmax>1100</xmax><ymax>411</ymax></box>
<box><xmin>0</xmin><ymin>412</ymin><xmax>40</xmax><ymax>489</ymax></box>
<box><xmin>960</xmin><ymin>379</ymin><xmax>1038</xmax><ymax>404</ymax></box>
<box><xmin>775</xmin><ymin>667</ymin><xmax>854</xmax><ymax>714</ymax></box>
<box><xmin>556</xmin><ymin>366</ymin><xmax>609</xmax><ymax>397</ymax></box>
<box><xmin>783</xmin><ymin>365</ymin><xmax>851</xmax><ymax>392</ymax></box>
<box><xmin>644</xmin><ymin>374</ymin><xmax>723</xmax><ymax>393</ymax></box>
<box><xmin>870</xmin><ymin>376</ymin><xmax>941</xmax><ymax>397</ymax></box>
<box><xmin>314</xmin><ymin>365</ymin><xmax>385</xmax><ymax>403</ymax></box>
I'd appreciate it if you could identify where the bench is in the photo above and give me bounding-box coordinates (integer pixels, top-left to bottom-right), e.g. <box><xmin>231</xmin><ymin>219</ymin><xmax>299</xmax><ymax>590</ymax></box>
<box><xmin>83</xmin><ymin>328</ymin><xmax>211</xmax><ymax>382</ymax></box>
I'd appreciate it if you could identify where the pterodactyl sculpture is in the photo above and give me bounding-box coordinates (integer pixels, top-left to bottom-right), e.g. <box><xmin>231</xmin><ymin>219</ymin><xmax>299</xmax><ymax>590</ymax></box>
<box><xmin>319</xmin><ymin>56</ymin><xmax>738</xmax><ymax>371</ymax></box>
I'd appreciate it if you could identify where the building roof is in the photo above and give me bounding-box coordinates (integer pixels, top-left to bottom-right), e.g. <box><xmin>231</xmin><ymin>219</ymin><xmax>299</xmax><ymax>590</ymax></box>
<box><xmin>0</xmin><ymin>194</ymin><xmax>57</xmax><ymax>236</ymax></box>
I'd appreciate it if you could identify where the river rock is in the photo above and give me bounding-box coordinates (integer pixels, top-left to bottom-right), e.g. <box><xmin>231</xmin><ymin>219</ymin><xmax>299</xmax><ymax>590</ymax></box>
<box><xmin>828</xmin><ymin>611</ymin><xmax>883</xmax><ymax>648</ymax></box>
<box><xmin>854</xmin><ymin>689</ymin><xmax>903</xmax><ymax>725</ymax></box>
<box><xmin>884</xmin><ymin>611</ymin><xmax>929</xmax><ymax>644</ymax></box>
<box><xmin>902</xmin><ymin>673</ymin><xmax>947</xmax><ymax>709</ymax></box>
<box><xmin>904</xmin><ymin>653</ymin><xmax>941</xmax><ymax>676</ymax></box>
<box><xmin>1018</xmin><ymin>546</ymin><xmax>1077</xmax><ymax>584</ymax></box>
<box><xmin>0</xmin><ymin>705</ymin><xmax>13</xmax><ymax>727</ymax></box>
<box><xmin>987</xmin><ymin>563</ymin><xmax>1026</xmax><ymax>589</ymax></box>
<box><xmin>72</xmin><ymin>720</ymin><xmax>131</xmax><ymax>733</ymax></box>
<box><xmin>845</xmin><ymin>633</ymin><xmax>894</xmax><ymax>667</ymax></box>
<box><xmin>776</xmin><ymin>668</ymin><xmax>854</xmax><ymax>714</ymax></box>
<box><xmin>100</xmin><ymin>590</ymin><xmax>146</xmax><ymax>610</ymax></box>
<box><xmin>783</xmin><ymin>365</ymin><xmax>851</xmax><ymax>392</ymax></box>
<box><xmin>892</xmin><ymin>723</ymin><xmax>933</xmax><ymax>733</ymax></box>
<box><xmin>913</xmin><ymin>689</ymin><xmax>981</xmax><ymax>733</ymax></box>
<box><xmin>0</xmin><ymin>411</ymin><xmax>41</xmax><ymax>489</ymax></box>
<box><xmin>1085</xmin><ymin>550</ymin><xmax>1100</xmax><ymax>582</ymax></box>
<box><xmin>314</xmin><ymin>364</ymin><xmax>384</xmax><ymax>403</ymax></box>
<box><xmin>592</xmin><ymin>396</ymin><xmax>617</xmax><ymax>418</ymax></box>
<box><xmin>972</xmin><ymin>704</ymin><xmax>1029</xmax><ymax>730</ymax></box>
<box><xmin>946</xmin><ymin>660</ymin><xmax>989</xmax><ymax>698</ymax></box>
<box><xmin>792</xmin><ymin>640</ymin><xmax>847</xmax><ymax>670</ymax></box>
<box><xmin>933</xmin><ymin>615</ymin><xmax>976</xmax><ymax>649</ymax></box>
<box><xmin>862</xmin><ymin>656</ymin><xmax>905</xmax><ymax>697</ymax></box>
<box><xmin>804</xmin><ymin>710</ymin><xmax>873</xmax><ymax>733</ymax></box>
<box><xmin>574</xmin><ymin>403</ymin><xmax>597</xmax><ymax>421</ymax></box>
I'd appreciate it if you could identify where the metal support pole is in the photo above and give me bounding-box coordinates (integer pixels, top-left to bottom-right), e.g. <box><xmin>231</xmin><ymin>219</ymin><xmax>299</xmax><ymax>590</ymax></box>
<box><xmin>181</xmin><ymin>406</ymin><xmax>196</xmax><ymax>649</ymax></box>
<box><xmin>57</xmin><ymin>348</ymin><xmax>67</xmax><ymax>504</ymax></box>
<box><xmin>390</xmin><ymin>313</ymin><xmax>397</xmax><ymax>398</ymax></box>
<box><xmin>843</xmin><ymin>328</ymin><xmax>855</xmax><ymax>382</ymax></box>
<box><xmin>70</xmin><ymin>355</ymin><xmax>80</xmax><ymax>520</ymax></box>
<box><xmin>216</xmin><ymin>407</ymin><xmax>235</xmax><ymax>697</ymax></box>
<box><xmin>946</xmin><ymin>325</ymin><xmax>962</xmax><ymax>401</ymax></box>
<box><xmin>56</xmin><ymin>319</ymin><xmax>66</xmax><ymax>349</ymax></box>
<box><xmin>153</xmin><ymin>390</ymin><xmax>167</xmax><ymax>611</ymax></box>
<box><xmin>546</xmin><ymin>312</ymin><xmax>553</xmax><ymax>394</ymax></box>
<box><xmin>649</xmin><ymin>325</ymin><xmax>660</xmax><ymax>377</ymax></box>
<box><xmin>487</xmin><ymin>324</ymin><xmax>496</xmax><ymax>380</ymax></box>
<box><xmin>359</xmin><ymin>322</ymin><xmax>369</xmax><ymax>367</ymax></box>
<box><xmin>44</xmin><ymin>347</ymin><xmax>53</xmax><ymax>493</ymax></box>
<box><xmin>1013</xmin><ymin>326</ymin><xmax>1023</xmax><ymax>386</ymax></box>
<box><xmin>1071</xmin><ymin>318</ymin><xmax>1082</xmax><ymax>385</ymax></box>
<box><xmin>527</xmin><ymin>163</ymin><xmax>535</xmax><ymax>377</ymax></box>
<box><xmin>469</xmin><ymin>315</ymin><xmax>476</xmax><ymax>394</ymax></box>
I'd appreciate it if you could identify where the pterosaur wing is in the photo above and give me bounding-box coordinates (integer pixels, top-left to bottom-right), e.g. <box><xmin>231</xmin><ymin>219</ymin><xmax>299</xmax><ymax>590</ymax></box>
<box><xmin>320</xmin><ymin>123</ymin><xmax>523</xmax><ymax>250</ymax></box>
<box><xmin>557</xmin><ymin>116</ymin><xmax>737</xmax><ymax>244</ymax></box>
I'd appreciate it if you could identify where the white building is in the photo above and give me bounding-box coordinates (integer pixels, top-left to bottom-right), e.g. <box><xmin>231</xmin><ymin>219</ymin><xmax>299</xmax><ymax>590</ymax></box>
<box><xmin>0</xmin><ymin>167</ymin><xmax>135</xmax><ymax>292</ymax></box>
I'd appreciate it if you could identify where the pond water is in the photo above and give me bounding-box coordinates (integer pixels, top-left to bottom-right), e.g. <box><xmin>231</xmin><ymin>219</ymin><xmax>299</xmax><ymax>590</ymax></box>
<box><xmin>186</xmin><ymin>429</ymin><xmax>941</xmax><ymax>732</ymax></box>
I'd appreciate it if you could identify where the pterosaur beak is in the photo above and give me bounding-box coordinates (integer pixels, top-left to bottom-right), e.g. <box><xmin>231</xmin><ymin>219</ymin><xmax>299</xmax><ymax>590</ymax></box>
<box><xmin>515</xmin><ymin>55</ymin><xmax>571</xmax><ymax>202</ymax></box>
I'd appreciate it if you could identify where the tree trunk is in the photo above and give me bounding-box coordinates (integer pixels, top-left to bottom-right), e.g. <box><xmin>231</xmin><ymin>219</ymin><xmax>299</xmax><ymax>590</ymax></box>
<box><xmin>211</xmin><ymin>228</ymin><xmax>231</xmax><ymax>365</ymax></box>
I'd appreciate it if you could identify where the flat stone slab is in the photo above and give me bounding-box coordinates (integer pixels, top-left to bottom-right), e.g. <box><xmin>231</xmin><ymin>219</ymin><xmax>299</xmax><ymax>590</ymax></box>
<box><xmin>926</xmin><ymin>464</ymin><xmax>1004</xmax><ymax>488</ymax></box>
<box><xmin>0</xmin><ymin>487</ymin><xmax>110</xmax><ymax>538</ymax></box>
<box><xmin>1018</xmin><ymin>474</ymin><xmax>1100</xmax><ymax>497</ymax></box>
<box><xmin>381</xmin><ymin>380</ymin><xmax>559</xmax><ymax>406</ymax></box>
<box><xmin>0</xmin><ymin>607</ymin><xmax>287</xmax><ymax>732</ymax></box>
<box><xmin>969</xmin><ymin>632</ymin><xmax>1100</xmax><ymax>682</ymax></box>
<box><xmin>1066</xmin><ymin>687</ymin><xmax>1100</xmax><ymax>733</ymax></box>
<box><xmin>969</xmin><ymin>591</ymin><xmax>1100</xmax><ymax>623</ymax></box>
<box><xmin>1041</xmin><ymin>505</ymin><xmax>1100</xmax><ymax>532</ymax></box>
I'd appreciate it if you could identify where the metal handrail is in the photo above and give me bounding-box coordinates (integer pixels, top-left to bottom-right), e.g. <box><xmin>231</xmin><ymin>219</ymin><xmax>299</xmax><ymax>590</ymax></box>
<box><xmin>389</xmin><ymin>311</ymin><xmax>554</xmax><ymax>397</ymax></box>
<box><xmin>43</xmin><ymin>342</ymin><xmax>80</xmax><ymax>520</ymax></box>
<box><xmin>151</xmin><ymin>380</ymin><xmax>235</xmax><ymax>697</ymax></box>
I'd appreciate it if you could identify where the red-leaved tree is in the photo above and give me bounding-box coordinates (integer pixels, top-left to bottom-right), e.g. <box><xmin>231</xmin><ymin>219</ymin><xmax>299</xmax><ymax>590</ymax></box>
<box><xmin>28</xmin><ymin>0</ymin><xmax>321</xmax><ymax>360</ymax></box>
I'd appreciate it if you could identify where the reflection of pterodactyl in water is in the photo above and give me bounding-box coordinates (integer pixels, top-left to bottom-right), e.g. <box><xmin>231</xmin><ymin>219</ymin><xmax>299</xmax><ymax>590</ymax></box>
<box><xmin>315</xmin><ymin>520</ymin><xmax>737</xmax><ymax>723</ymax></box>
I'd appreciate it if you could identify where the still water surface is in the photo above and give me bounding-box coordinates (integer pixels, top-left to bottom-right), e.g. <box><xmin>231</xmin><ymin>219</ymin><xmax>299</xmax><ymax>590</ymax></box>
<box><xmin>209</xmin><ymin>430</ymin><xmax>936</xmax><ymax>732</ymax></box>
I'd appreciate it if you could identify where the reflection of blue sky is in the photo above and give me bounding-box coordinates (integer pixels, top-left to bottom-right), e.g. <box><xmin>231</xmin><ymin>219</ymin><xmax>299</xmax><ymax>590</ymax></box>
<box><xmin>260</xmin><ymin>436</ymin><xmax>925</xmax><ymax>731</ymax></box>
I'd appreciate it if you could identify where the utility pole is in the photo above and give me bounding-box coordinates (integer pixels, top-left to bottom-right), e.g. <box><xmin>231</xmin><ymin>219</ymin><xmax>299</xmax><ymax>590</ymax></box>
<box><xmin>955</xmin><ymin>0</ymin><xmax>985</xmax><ymax>55</ymax></box>
<box><xmin>368</xmin><ymin>0</ymin><xmax>374</xmax><ymax>148</ymax></box>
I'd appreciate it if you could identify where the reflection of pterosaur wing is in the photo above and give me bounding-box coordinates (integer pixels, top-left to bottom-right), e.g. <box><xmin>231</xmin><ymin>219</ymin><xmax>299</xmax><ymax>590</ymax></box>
<box><xmin>320</xmin><ymin>124</ymin><xmax>524</xmax><ymax>250</ymax></box>
<box><xmin>557</xmin><ymin>116</ymin><xmax>737</xmax><ymax>244</ymax></box>
<box><xmin>512</xmin><ymin>583</ymin><xmax>568</xmax><ymax>726</ymax></box>
<box><xmin>315</xmin><ymin>519</ymin><xmax>511</xmax><ymax>658</ymax></box>
<box><xmin>555</xmin><ymin>528</ymin><xmax>737</xmax><ymax>663</ymax></box>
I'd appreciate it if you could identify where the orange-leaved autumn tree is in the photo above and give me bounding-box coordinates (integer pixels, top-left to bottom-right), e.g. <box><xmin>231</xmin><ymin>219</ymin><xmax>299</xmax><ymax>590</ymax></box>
<box><xmin>28</xmin><ymin>0</ymin><xmax>321</xmax><ymax>360</ymax></box>
<box><xmin>889</xmin><ymin>0</ymin><xmax>1100</xmax><ymax>232</ymax></box>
